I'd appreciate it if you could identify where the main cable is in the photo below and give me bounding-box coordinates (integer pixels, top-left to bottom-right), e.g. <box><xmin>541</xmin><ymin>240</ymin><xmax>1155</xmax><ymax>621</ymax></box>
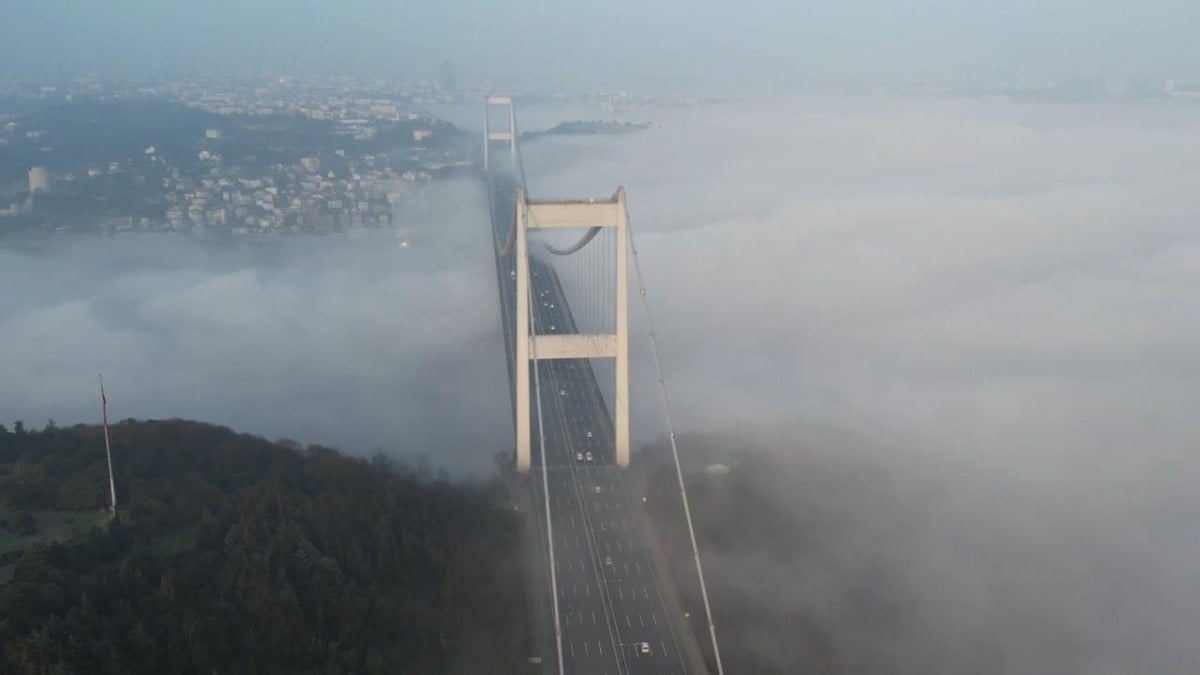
<box><xmin>527</xmin><ymin>242</ymin><xmax>565</xmax><ymax>675</ymax></box>
<box><xmin>625</xmin><ymin>213</ymin><xmax>726</xmax><ymax>675</ymax></box>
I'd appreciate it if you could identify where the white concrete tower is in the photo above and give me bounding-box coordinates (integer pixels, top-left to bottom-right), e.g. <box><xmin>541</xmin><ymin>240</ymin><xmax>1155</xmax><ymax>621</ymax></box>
<box><xmin>483</xmin><ymin>96</ymin><xmax>517</xmax><ymax>172</ymax></box>
<box><xmin>514</xmin><ymin>189</ymin><xmax>630</xmax><ymax>472</ymax></box>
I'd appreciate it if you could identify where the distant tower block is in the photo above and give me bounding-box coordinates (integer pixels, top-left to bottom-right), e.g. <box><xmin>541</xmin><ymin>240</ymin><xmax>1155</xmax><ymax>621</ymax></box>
<box><xmin>438</xmin><ymin>60</ymin><xmax>457</xmax><ymax>93</ymax></box>
<box><xmin>28</xmin><ymin>166</ymin><xmax>49</xmax><ymax>195</ymax></box>
<box><xmin>483</xmin><ymin>96</ymin><xmax>517</xmax><ymax>172</ymax></box>
<box><xmin>514</xmin><ymin>188</ymin><xmax>630</xmax><ymax>472</ymax></box>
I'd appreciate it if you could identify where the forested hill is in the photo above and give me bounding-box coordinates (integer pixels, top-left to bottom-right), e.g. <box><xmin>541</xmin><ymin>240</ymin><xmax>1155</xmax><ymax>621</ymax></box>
<box><xmin>0</xmin><ymin>419</ymin><xmax>528</xmax><ymax>674</ymax></box>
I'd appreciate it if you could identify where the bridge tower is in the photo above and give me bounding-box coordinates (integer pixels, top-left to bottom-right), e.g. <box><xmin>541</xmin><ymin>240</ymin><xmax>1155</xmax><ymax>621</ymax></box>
<box><xmin>483</xmin><ymin>96</ymin><xmax>517</xmax><ymax>172</ymax></box>
<box><xmin>514</xmin><ymin>190</ymin><xmax>630</xmax><ymax>473</ymax></box>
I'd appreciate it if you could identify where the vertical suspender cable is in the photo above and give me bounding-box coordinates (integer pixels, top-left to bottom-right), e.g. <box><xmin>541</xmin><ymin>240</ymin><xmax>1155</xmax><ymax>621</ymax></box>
<box><xmin>589</xmin><ymin>240</ymin><xmax>593</xmax><ymax>332</ymax></box>
<box><xmin>580</xmin><ymin>244</ymin><xmax>584</xmax><ymax>332</ymax></box>
<box><xmin>608</xmin><ymin>228</ymin><xmax>615</xmax><ymax>410</ymax></box>
<box><xmin>589</xmin><ymin>234</ymin><xmax>593</xmax><ymax>331</ymax></box>
<box><xmin>626</xmin><ymin>214</ymin><xmax>726</xmax><ymax>675</ymax></box>
<box><xmin>608</xmin><ymin>227</ymin><xmax>612</xmax><ymax>408</ymax></box>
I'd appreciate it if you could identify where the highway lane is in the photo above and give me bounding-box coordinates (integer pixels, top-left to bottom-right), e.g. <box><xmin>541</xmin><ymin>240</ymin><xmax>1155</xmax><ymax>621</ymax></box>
<box><xmin>533</xmin><ymin>268</ymin><xmax>685</xmax><ymax>675</ymax></box>
<box><xmin>490</xmin><ymin>170</ymin><xmax>624</xmax><ymax>674</ymax></box>
<box><xmin>487</xmin><ymin>164</ymin><xmax>691</xmax><ymax>675</ymax></box>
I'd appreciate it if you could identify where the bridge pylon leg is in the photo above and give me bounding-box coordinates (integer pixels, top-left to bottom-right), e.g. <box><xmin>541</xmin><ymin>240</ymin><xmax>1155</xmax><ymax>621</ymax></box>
<box><xmin>614</xmin><ymin>187</ymin><xmax>629</xmax><ymax>468</ymax></box>
<box><xmin>484</xmin><ymin>96</ymin><xmax>518</xmax><ymax>175</ymax></box>
<box><xmin>515</xmin><ymin>190</ymin><xmax>532</xmax><ymax>473</ymax></box>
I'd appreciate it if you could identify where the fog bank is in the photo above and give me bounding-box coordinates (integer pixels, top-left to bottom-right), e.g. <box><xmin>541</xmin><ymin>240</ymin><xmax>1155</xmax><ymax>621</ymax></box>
<box><xmin>521</xmin><ymin>95</ymin><xmax>1200</xmax><ymax>673</ymax></box>
<box><xmin>0</xmin><ymin>178</ymin><xmax>510</xmax><ymax>474</ymax></box>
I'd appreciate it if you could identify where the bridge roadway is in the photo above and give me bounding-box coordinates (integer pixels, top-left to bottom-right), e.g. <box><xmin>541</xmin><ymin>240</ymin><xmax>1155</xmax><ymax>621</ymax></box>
<box><xmin>487</xmin><ymin>170</ymin><xmax>691</xmax><ymax>675</ymax></box>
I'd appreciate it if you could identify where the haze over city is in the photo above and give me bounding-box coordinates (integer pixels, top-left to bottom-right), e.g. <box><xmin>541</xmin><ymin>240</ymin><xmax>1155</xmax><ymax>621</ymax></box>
<box><xmin>2</xmin><ymin>2</ymin><xmax>1199</xmax><ymax>673</ymax></box>
<box><xmin>4</xmin><ymin>1</ymin><xmax>1200</xmax><ymax>88</ymax></box>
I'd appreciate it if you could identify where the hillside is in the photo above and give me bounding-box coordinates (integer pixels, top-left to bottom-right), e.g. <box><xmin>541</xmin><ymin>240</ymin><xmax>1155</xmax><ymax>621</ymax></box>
<box><xmin>0</xmin><ymin>419</ymin><xmax>527</xmax><ymax>674</ymax></box>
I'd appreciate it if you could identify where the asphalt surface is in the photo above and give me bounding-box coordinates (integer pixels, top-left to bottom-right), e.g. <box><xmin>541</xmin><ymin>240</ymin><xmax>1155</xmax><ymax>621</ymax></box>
<box><xmin>487</xmin><ymin>167</ymin><xmax>691</xmax><ymax>675</ymax></box>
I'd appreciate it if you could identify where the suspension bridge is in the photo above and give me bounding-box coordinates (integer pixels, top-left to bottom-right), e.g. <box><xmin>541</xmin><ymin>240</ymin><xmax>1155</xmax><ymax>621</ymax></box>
<box><xmin>483</xmin><ymin>97</ymin><xmax>724</xmax><ymax>675</ymax></box>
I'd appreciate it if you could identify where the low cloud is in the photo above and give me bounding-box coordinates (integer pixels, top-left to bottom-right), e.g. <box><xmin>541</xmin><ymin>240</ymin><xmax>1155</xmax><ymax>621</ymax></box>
<box><xmin>0</xmin><ymin>178</ymin><xmax>510</xmax><ymax>474</ymax></box>
<box><xmin>521</xmin><ymin>95</ymin><xmax>1200</xmax><ymax>672</ymax></box>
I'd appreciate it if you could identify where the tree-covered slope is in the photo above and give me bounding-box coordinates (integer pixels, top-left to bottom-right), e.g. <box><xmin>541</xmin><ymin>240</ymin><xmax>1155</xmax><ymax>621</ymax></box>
<box><xmin>0</xmin><ymin>419</ymin><xmax>527</xmax><ymax>674</ymax></box>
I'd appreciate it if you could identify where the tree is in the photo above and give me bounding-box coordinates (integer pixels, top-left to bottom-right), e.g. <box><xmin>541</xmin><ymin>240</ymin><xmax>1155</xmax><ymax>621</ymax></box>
<box><xmin>13</xmin><ymin>512</ymin><xmax>37</xmax><ymax>536</ymax></box>
<box><xmin>0</xmin><ymin>419</ymin><xmax>529</xmax><ymax>674</ymax></box>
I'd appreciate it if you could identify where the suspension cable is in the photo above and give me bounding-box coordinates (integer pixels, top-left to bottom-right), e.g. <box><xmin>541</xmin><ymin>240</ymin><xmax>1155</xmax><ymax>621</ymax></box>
<box><xmin>626</xmin><ymin>213</ymin><xmax>726</xmax><ymax>675</ymax></box>
<box><xmin>545</xmin><ymin>226</ymin><xmax>603</xmax><ymax>256</ymax></box>
<box><xmin>526</xmin><ymin>251</ymin><xmax>565</xmax><ymax>675</ymax></box>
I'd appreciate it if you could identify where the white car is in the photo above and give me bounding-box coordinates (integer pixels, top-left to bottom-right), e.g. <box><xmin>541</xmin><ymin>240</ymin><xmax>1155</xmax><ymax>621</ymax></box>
<box><xmin>585</xmin><ymin>451</ymin><xmax>594</xmax><ymax>462</ymax></box>
<box><xmin>637</xmin><ymin>642</ymin><xmax>653</xmax><ymax>657</ymax></box>
<box><xmin>576</xmin><ymin>452</ymin><xmax>584</xmax><ymax>462</ymax></box>
<box><xmin>586</xmin><ymin>430</ymin><xmax>594</xmax><ymax>439</ymax></box>
<box><xmin>593</xmin><ymin>486</ymin><xmax>603</xmax><ymax>494</ymax></box>
<box><xmin>559</xmin><ymin>389</ymin><xmax>567</xmax><ymax>396</ymax></box>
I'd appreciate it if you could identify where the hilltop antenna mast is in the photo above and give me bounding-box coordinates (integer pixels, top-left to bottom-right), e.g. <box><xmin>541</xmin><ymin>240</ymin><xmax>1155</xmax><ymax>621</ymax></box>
<box><xmin>99</xmin><ymin>373</ymin><xmax>117</xmax><ymax>517</ymax></box>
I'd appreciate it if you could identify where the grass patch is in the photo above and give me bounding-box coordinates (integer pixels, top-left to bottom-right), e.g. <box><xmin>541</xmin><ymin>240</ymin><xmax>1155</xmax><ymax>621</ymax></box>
<box><xmin>0</xmin><ymin>505</ymin><xmax>111</xmax><ymax>556</ymax></box>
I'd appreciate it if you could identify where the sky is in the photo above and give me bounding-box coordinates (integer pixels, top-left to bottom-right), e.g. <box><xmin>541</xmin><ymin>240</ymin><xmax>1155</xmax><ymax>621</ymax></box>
<box><xmin>3</xmin><ymin>1</ymin><xmax>1200</xmax><ymax>87</ymax></box>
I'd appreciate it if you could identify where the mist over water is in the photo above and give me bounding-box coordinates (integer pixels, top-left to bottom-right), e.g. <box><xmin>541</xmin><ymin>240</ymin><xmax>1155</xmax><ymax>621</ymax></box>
<box><xmin>519</xmin><ymin>95</ymin><xmax>1200</xmax><ymax>454</ymax></box>
<box><xmin>519</xmin><ymin>95</ymin><xmax>1200</xmax><ymax>672</ymax></box>
<box><xmin>0</xmin><ymin>178</ymin><xmax>510</xmax><ymax>474</ymax></box>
